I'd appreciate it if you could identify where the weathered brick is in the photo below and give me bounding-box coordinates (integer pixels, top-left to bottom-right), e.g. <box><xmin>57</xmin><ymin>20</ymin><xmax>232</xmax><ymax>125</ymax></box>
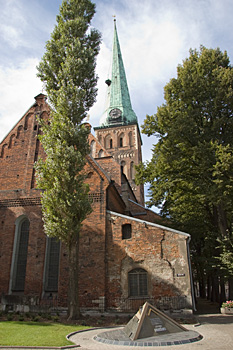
<box><xmin>0</xmin><ymin>95</ymin><xmax>193</xmax><ymax>312</ymax></box>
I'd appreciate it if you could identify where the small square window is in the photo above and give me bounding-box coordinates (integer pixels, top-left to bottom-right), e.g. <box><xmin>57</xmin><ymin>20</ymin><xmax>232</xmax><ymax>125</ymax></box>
<box><xmin>122</xmin><ymin>224</ymin><xmax>132</xmax><ymax>239</ymax></box>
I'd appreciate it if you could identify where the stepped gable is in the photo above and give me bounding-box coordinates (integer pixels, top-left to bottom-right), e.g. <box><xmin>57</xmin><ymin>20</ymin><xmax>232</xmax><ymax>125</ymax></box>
<box><xmin>0</xmin><ymin>94</ymin><xmax>49</xmax><ymax>151</ymax></box>
<box><xmin>0</xmin><ymin>94</ymin><xmax>49</xmax><ymax>195</ymax></box>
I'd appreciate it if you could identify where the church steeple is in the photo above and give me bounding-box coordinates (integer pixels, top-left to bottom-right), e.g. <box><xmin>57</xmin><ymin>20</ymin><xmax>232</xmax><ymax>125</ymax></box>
<box><xmin>100</xmin><ymin>19</ymin><xmax>138</xmax><ymax>127</ymax></box>
<box><xmin>94</xmin><ymin>20</ymin><xmax>144</xmax><ymax>206</ymax></box>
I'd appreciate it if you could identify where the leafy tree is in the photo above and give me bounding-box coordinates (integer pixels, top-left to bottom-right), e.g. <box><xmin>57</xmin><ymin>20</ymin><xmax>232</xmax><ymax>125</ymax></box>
<box><xmin>36</xmin><ymin>0</ymin><xmax>101</xmax><ymax>319</ymax></box>
<box><xmin>218</xmin><ymin>237</ymin><xmax>233</xmax><ymax>276</ymax></box>
<box><xmin>136</xmin><ymin>47</ymin><xmax>233</xmax><ymax>300</ymax></box>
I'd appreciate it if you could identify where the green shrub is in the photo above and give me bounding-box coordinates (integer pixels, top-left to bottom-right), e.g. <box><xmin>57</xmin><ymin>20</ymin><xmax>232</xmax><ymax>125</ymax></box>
<box><xmin>52</xmin><ymin>316</ymin><xmax>59</xmax><ymax>322</ymax></box>
<box><xmin>7</xmin><ymin>314</ymin><xmax>13</xmax><ymax>321</ymax></box>
<box><xmin>32</xmin><ymin>315</ymin><xmax>40</xmax><ymax>322</ymax></box>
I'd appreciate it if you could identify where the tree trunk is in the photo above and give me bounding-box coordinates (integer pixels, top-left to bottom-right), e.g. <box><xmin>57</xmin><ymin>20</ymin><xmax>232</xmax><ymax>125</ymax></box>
<box><xmin>228</xmin><ymin>277</ymin><xmax>233</xmax><ymax>300</ymax></box>
<box><xmin>207</xmin><ymin>275</ymin><xmax>211</xmax><ymax>301</ymax></box>
<box><xmin>211</xmin><ymin>274</ymin><xmax>219</xmax><ymax>303</ymax></box>
<box><xmin>217</xmin><ymin>203</ymin><xmax>230</xmax><ymax>237</ymax></box>
<box><xmin>199</xmin><ymin>276</ymin><xmax>206</xmax><ymax>298</ymax></box>
<box><xmin>67</xmin><ymin>235</ymin><xmax>80</xmax><ymax>320</ymax></box>
<box><xmin>220</xmin><ymin>276</ymin><xmax>226</xmax><ymax>305</ymax></box>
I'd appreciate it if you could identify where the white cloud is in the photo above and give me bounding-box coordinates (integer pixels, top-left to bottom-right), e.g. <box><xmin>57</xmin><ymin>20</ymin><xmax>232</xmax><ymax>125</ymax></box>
<box><xmin>1</xmin><ymin>0</ymin><xmax>233</xmax><ymax>161</ymax></box>
<box><xmin>0</xmin><ymin>0</ymin><xmax>26</xmax><ymax>49</ymax></box>
<box><xmin>0</xmin><ymin>58</ymin><xmax>43</xmax><ymax>142</ymax></box>
<box><xmin>89</xmin><ymin>41</ymin><xmax>111</xmax><ymax>126</ymax></box>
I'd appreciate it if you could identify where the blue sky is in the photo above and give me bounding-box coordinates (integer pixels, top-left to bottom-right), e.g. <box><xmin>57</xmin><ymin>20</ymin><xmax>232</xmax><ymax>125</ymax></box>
<box><xmin>1</xmin><ymin>0</ymin><xmax>233</xmax><ymax>168</ymax></box>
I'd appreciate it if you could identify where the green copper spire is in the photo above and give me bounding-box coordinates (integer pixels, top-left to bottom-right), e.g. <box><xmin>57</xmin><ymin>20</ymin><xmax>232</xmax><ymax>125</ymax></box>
<box><xmin>100</xmin><ymin>20</ymin><xmax>138</xmax><ymax>126</ymax></box>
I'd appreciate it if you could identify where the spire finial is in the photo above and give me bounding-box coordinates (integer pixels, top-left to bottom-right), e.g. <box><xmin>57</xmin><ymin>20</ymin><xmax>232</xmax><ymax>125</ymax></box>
<box><xmin>113</xmin><ymin>15</ymin><xmax>116</xmax><ymax>22</ymax></box>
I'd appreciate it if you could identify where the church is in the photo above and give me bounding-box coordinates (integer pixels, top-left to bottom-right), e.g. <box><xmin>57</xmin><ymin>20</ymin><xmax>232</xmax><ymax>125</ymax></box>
<box><xmin>0</xmin><ymin>21</ymin><xmax>195</xmax><ymax>314</ymax></box>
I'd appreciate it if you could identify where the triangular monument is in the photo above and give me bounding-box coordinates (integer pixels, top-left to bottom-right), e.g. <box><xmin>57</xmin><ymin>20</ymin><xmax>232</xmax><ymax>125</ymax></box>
<box><xmin>124</xmin><ymin>302</ymin><xmax>188</xmax><ymax>340</ymax></box>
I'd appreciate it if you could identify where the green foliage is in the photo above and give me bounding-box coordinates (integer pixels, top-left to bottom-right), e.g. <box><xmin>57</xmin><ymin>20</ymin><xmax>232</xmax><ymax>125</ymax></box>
<box><xmin>18</xmin><ymin>315</ymin><xmax>24</xmax><ymax>322</ymax></box>
<box><xmin>36</xmin><ymin>115</ymin><xmax>92</xmax><ymax>245</ymax></box>
<box><xmin>136</xmin><ymin>46</ymin><xmax>233</xmax><ymax>281</ymax></box>
<box><xmin>218</xmin><ymin>237</ymin><xmax>233</xmax><ymax>276</ymax></box>
<box><xmin>36</xmin><ymin>0</ymin><xmax>100</xmax><ymax>246</ymax></box>
<box><xmin>36</xmin><ymin>0</ymin><xmax>101</xmax><ymax>318</ymax></box>
<box><xmin>37</xmin><ymin>0</ymin><xmax>101</xmax><ymax>123</ymax></box>
<box><xmin>221</xmin><ymin>300</ymin><xmax>233</xmax><ymax>308</ymax></box>
<box><xmin>7</xmin><ymin>314</ymin><xmax>13</xmax><ymax>321</ymax></box>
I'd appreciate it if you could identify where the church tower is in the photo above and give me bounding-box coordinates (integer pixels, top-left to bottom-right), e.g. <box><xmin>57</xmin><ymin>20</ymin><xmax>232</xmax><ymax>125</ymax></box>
<box><xmin>94</xmin><ymin>20</ymin><xmax>144</xmax><ymax>205</ymax></box>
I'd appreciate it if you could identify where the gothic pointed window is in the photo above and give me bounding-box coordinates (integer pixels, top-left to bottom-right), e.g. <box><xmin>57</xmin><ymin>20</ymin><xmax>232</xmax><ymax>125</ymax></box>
<box><xmin>98</xmin><ymin>149</ymin><xmax>104</xmax><ymax>158</ymax></box>
<box><xmin>128</xmin><ymin>268</ymin><xmax>148</xmax><ymax>297</ymax></box>
<box><xmin>130</xmin><ymin>161</ymin><xmax>135</xmax><ymax>180</ymax></box>
<box><xmin>119</xmin><ymin>133</ymin><xmax>125</xmax><ymax>147</ymax></box>
<box><xmin>105</xmin><ymin>134</ymin><xmax>113</xmax><ymax>149</ymax></box>
<box><xmin>90</xmin><ymin>140</ymin><xmax>96</xmax><ymax>157</ymax></box>
<box><xmin>11</xmin><ymin>217</ymin><xmax>30</xmax><ymax>291</ymax></box>
<box><xmin>129</xmin><ymin>131</ymin><xmax>133</xmax><ymax>146</ymax></box>
<box><xmin>44</xmin><ymin>237</ymin><xmax>60</xmax><ymax>292</ymax></box>
<box><xmin>121</xmin><ymin>160</ymin><xmax>126</xmax><ymax>175</ymax></box>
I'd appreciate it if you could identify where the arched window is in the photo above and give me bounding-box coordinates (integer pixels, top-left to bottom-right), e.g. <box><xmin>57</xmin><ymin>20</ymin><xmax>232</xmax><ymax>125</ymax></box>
<box><xmin>98</xmin><ymin>149</ymin><xmax>104</xmax><ymax>158</ymax></box>
<box><xmin>121</xmin><ymin>161</ymin><xmax>126</xmax><ymax>174</ymax></box>
<box><xmin>130</xmin><ymin>161</ymin><xmax>135</xmax><ymax>180</ymax></box>
<box><xmin>128</xmin><ymin>268</ymin><xmax>148</xmax><ymax>297</ymax></box>
<box><xmin>122</xmin><ymin>224</ymin><xmax>132</xmax><ymax>239</ymax></box>
<box><xmin>105</xmin><ymin>134</ymin><xmax>113</xmax><ymax>149</ymax></box>
<box><xmin>119</xmin><ymin>133</ymin><xmax>125</xmax><ymax>147</ymax></box>
<box><xmin>129</xmin><ymin>131</ymin><xmax>133</xmax><ymax>146</ymax></box>
<box><xmin>11</xmin><ymin>217</ymin><xmax>30</xmax><ymax>292</ymax></box>
<box><xmin>90</xmin><ymin>140</ymin><xmax>96</xmax><ymax>157</ymax></box>
<box><xmin>44</xmin><ymin>237</ymin><xmax>60</xmax><ymax>292</ymax></box>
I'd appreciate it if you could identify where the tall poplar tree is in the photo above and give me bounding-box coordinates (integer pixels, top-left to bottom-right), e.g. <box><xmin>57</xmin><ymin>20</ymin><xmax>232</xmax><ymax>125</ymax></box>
<box><xmin>36</xmin><ymin>0</ymin><xmax>101</xmax><ymax>319</ymax></box>
<box><xmin>136</xmin><ymin>47</ymin><xmax>233</xmax><ymax>300</ymax></box>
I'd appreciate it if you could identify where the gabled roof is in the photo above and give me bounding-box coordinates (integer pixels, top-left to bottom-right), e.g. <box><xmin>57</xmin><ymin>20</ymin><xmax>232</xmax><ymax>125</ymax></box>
<box><xmin>107</xmin><ymin>210</ymin><xmax>190</xmax><ymax>238</ymax></box>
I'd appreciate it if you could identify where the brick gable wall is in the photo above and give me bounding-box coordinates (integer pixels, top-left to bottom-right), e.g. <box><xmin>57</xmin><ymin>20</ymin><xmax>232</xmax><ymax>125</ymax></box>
<box><xmin>0</xmin><ymin>95</ymin><xmax>193</xmax><ymax>312</ymax></box>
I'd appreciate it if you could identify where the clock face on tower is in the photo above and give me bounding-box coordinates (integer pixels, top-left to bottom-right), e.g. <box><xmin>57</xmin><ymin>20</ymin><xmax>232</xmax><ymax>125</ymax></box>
<box><xmin>109</xmin><ymin>108</ymin><xmax>122</xmax><ymax>119</ymax></box>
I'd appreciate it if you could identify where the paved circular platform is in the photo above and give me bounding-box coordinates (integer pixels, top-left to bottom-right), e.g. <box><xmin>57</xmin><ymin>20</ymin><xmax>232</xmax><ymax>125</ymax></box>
<box><xmin>69</xmin><ymin>326</ymin><xmax>202</xmax><ymax>347</ymax></box>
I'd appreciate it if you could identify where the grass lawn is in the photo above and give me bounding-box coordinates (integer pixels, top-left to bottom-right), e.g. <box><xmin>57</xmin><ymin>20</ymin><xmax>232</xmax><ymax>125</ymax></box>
<box><xmin>0</xmin><ymin>321</ymin><xmax>89</xmax><ymax>346</ymax></box>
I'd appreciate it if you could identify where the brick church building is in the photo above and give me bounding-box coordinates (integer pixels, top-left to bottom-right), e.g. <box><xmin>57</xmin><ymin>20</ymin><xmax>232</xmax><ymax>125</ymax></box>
<box><xmin>0</xmin><ymin>21</ymin><xmax>195</xmax><ymax>313</ymax></box>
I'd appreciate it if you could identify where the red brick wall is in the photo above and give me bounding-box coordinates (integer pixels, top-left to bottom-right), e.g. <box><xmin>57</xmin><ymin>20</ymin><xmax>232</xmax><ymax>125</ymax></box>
<box><xmin>0</xmin><ymin>133</ymin><xmax>111</xmax><ymax>307</ymax></box>
<box><xmin>0</xmin><ymin>95</ymin><xmax>48</xmax><ymax>194</ymax></box>
<box><xmin>0</xmin><ymin>95</ymin><xmax>193</xmax><ymax>312</ymax></box>
<box><xmin>0</xmin><ymin>205</ymin><xmax>45</xmax><ymax>296</ymax></box>
<box><xmin>105</xmin><ymin>211</ymin><xmax>192</xmax><ymax>308</ymax></box>
<box><xmin>95</xmin><ymin>124</ymin><xmax>144</xmax><ymax>205</ymax></box>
